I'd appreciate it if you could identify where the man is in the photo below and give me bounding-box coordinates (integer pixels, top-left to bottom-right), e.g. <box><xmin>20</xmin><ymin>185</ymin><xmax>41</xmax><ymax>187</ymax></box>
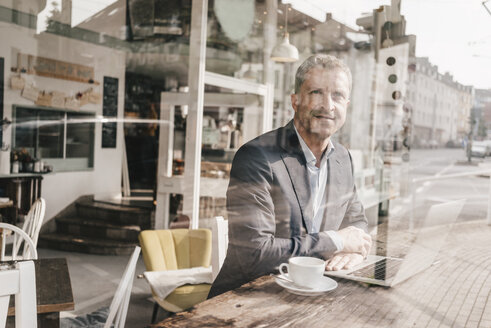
<box><xmin>208</xmin><ymin>55</ymin><xmax>371</xmax><ymax>298</ymax></box>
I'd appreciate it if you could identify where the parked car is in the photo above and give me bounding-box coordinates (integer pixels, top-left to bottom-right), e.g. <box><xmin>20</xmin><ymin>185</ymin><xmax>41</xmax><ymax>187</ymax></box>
<box><xmin>428</xmin><ymin>140</ymin><xmax>439</xmax><ymax>149</ymax></box>
<box><xmin>471</xmin><ymin>143</ymin><xmax>487</xmax><ymax>158</ymax></box>
<box><xmin>481</xmin><ymin>140</ymin><xmax>491</xmax><ymax>156</ymax></box>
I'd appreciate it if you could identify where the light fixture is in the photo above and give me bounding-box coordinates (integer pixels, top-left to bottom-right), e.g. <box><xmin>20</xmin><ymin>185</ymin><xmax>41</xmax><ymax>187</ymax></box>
<box><xmin>243</xmin><ymin>65</ymin><xmax>257</xmax><ymax>81</ymax></box>
<box><xmin>271</xmin><ymin>5</ymin><xmax>299</xmax><ymax>63</ymax></box>
<box><xmin>243</xmin><ymin>53</ymin><xmax>257</xmax><ymax>81</ymax></box>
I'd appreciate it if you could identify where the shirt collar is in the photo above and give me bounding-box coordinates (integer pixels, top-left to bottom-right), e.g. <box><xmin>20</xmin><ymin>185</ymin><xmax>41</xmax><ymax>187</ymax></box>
<box><xmin>293</xmin><ymin>124</ymin><xmax>335</xmax><ymax>166</ymax></box>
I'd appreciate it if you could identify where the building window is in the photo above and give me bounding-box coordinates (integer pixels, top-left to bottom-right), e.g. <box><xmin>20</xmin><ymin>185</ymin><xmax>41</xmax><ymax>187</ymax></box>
<box><xmin>12</xmin><ymin>106</ymin><xmax>95</xmax><ymax>172</ymax></box>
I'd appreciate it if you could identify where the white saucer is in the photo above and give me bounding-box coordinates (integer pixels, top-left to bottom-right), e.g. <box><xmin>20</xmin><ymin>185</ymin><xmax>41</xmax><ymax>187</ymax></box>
<box><xmin>274</xmin><ymin>274</ymin><xmax>338</xmax><ymax>296</ymax></box>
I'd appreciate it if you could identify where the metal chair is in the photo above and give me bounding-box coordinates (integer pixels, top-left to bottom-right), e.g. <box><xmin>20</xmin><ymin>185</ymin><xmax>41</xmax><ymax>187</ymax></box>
<box><xmin>0</xmin><ymin>223</ymin><xmax>38</xmax><ymax>261</ymax></box>
<box><xmin>0</xmin><ymin>261</ymin><xmax>37</xmax><ymax>328</ymax></box>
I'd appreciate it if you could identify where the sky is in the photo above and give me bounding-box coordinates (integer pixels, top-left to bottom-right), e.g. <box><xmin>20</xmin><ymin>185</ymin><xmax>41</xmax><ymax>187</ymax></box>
<box><xmin>37</xmin><ymin>0</ymin><xmax>117</xmax><ymax>33</ymax></box>
<box><xmin>40</xmin><ymin>0</ymin><xmax>490</xmax><ymax>89</ymax></box>
<box><xmin>315</xmin><ymin>0</ymin><xmax>491</xmax><ymax>89</ymax></box>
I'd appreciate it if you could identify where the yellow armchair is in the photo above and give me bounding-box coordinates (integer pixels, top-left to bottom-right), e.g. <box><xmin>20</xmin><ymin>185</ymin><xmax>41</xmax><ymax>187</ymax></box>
<box><xmin>139</xmin><ymin>229</ymin><xmax>212</xmax><ymax>321</ymax></box>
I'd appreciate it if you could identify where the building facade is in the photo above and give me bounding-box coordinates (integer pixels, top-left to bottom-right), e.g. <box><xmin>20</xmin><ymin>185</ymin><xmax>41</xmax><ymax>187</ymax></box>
<box><xmin>407</xmin><ymin>57</ymin><xmax>474</xmax><ymax>147</ymax></box>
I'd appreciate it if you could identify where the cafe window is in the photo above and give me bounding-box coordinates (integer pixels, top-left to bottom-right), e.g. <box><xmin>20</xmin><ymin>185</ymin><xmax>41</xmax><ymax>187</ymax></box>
<box><xmin>12</xmin><ymin>105</ymin><xmax>95</xmax><ymax>172</ymax></box>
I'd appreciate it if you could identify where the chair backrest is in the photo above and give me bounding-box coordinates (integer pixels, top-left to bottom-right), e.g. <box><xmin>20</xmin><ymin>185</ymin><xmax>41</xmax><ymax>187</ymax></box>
<box><xmin>20</xmin><ymin>198</ymin><xmax>46</xmax><ymax>249</ymax></box>
<box><xmin>139</xmin><ymin>229</ymin><xmax>211</xmax><ymax>272</ymax></box>
<box><xmin>0</xmin><ymin>223</ymin><xmax>38</xmax><ymax>261</ymax></box>
<box><xmin>211</xmin><ymin>216</ymin><xmax>229</xmax><ymax>281</ymax></box>
<box><xmin>0</xmin><ymin>261</ymin><xmax>37</xmax><ymax>328</ymax></box>
<box><xmin>104</xmin><ymin>246</ymin><xmax>141</xmax><ymax>328</ymax></box>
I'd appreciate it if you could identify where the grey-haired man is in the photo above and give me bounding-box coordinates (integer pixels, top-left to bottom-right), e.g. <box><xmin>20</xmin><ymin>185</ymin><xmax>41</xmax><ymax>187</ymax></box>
<box><xmin>209</xmin><ymin>54</ymin><xmax>372</xmax><ymax>298</ymax></box>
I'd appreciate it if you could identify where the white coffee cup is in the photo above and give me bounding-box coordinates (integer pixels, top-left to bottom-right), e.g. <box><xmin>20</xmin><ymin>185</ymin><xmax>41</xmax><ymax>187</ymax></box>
<box><xmin>279</xmin><ymin>256</ymin><xmax>325</xmax><ymax>288</ymax></box>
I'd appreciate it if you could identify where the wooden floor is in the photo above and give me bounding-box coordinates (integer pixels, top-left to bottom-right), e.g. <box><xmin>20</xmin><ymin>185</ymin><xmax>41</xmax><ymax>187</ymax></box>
<box><xmin>152</xmin><ymin>220</ymin><xmax>491</xmax><ymax>328</ymax></box>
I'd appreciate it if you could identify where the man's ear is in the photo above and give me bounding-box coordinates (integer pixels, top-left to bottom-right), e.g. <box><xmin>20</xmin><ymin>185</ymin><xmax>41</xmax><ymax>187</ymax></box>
<box><xmin>291</xmin><ymin>94</ymin><xmax>298</xmax><ymax>113</ymax></box>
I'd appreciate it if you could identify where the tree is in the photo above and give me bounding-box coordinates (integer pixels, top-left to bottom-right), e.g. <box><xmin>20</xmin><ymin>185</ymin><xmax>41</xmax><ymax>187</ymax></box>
<box><xmin>46</xmin><ymin>1</ymin><xmax>62</xmax><ymax>32</ymax></box>
<box><xmin>478</xmin><ymin>119</ymin><xmax>487</xmax><ymax>138</ymax></box>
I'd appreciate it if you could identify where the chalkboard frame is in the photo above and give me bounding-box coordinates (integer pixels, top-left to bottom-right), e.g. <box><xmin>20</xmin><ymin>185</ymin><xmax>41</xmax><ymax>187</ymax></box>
<box><xmin>102</xmin><ymin>76</ymin><xmax>118</xmax><ymax>148</ymax></box>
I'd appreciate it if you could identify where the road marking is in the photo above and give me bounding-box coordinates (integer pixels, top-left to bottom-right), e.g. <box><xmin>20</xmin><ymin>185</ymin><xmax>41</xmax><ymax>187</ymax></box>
<box><xmin>60</xmin><ymin>312</ymin><xmax>77</xmax><ymax>319</ymax></box>
<box><xmin>414</xmin><ymin>163</ymin><xmax>455</xmax><ymax>195</ymax></box>
<box><xmin>82</xmin><ymin>263</ymin><xmax>110</xmax><ymax>277</ymax></box>
<box><xmin>132</xmin><ymin>286</ymin><xmax>146</xmax><ymax>293</ymax></box>
<box><xmin>391</xmin><ymin>205</ymin><xmax>402</xmax><ymax>215</ymax></box>
<box><xmin>110</xmin><ymin>278</ymin><xmax>146</xmax><ymax>293</ymax></box>
<box><xmin>425</xmin><ymin>196</ymin><xmax>453</xmax><ymax>203</ymax></box>
<box><xmin>73</xmin><ymin>290</ymin><xmax>114</xmax><ymax>313</ymax></box>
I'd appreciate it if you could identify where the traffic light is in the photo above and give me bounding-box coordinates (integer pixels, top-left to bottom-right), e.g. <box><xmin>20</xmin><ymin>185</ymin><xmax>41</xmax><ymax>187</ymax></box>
<box><xmin>377</xmin><ymin>43</ymin><xmax>409</xmax><ymax>106</ymax></box>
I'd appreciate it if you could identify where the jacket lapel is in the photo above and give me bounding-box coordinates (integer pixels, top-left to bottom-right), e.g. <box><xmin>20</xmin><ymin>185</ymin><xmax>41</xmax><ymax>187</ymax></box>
<box><xmin>281</xmin><ymin>153</ymin><xmax>313</xmax><ymax>233</ymax></box>
<box><xmin>278</xmin><ymin>121</ymin><xmax>313</xmax><ymax>233</ymax></box>
<box><xmin>321</xmin><ymin>149</ymin><xmax>343</xmax><ymax>231</ymax></box>
<box><xmin>320</xmin><ymin>147</ymin><xmax>343</xmax><ymax>231</ymax></box>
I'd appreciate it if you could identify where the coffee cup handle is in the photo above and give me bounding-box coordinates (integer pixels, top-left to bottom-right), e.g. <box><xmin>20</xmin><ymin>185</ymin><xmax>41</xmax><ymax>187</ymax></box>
<box><xmin>278</xmin><ymin>263</ymin><xmax>289</xmax><ymax>277</ymax></box>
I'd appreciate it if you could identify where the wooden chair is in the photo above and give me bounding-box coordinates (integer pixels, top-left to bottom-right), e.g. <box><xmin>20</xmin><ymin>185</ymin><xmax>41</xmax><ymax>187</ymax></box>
<box><xmin>139</xmin><ymin>229</ymin><xmax>211</xmax><ymax>323</ymax></box>
<box><xmin>0</xmin><ymin>261</ymin><xmax>37</xmax><ymax>328</ymax></box>
<box><xmin>18</xmin><ymin>198</ymin><xmax>45</xmax><ymax>250</ymax></box>
<box><xmin>211</xmin><ymin>216</ymin><xmax>229</xmax><ymax>281</ymax></box>
<box><xmin>0</xmin><ymin>223</ymin><xmax>38</xmax><ymax>261</ymax></box>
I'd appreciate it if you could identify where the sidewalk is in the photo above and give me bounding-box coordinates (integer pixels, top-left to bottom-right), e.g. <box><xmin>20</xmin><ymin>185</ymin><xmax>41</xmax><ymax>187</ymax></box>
<box><xmin>150</xmin><ymin>219</ymin><xmax>491</xmax><ymax>328</ymax></box>
<box><xmin>38</xmin><ymin>206</ymin><xmax>491</xmax><ymax>327</ymax></box>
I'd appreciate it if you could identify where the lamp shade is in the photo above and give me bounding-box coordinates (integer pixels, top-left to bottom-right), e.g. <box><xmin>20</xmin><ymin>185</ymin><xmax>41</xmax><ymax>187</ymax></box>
<box><xmin>270</xmin><ymin>33</ymin><xmax>299</xmax><ymax>63</ymax></box>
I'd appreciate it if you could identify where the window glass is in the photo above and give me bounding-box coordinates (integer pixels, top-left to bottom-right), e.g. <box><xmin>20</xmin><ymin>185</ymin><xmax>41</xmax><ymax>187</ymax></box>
<box><xmin>66</xmin><ymin>112</ymin><xmax>95</xmax><ymax>167</ymax></box>
<box><xmin>38</xmin><ymin>110</ymin><xmax>64</xmax><ymax>159</ymax></box>
<box><xmin>1</xmin><ymin>2</ymin><xmax>489</xmax><ymax>321</ymax></box>
<box><xmin>13</xmin><ymin>107</ymin><xmax>94</xmax><ymax>172</ymax></box>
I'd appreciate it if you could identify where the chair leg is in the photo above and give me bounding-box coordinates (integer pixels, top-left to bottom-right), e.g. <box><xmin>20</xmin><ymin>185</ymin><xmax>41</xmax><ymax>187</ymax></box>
<box><xmin>151</xmin><ymin>302</ymin><xmax>159</xmax><ymax>324</ymax></box>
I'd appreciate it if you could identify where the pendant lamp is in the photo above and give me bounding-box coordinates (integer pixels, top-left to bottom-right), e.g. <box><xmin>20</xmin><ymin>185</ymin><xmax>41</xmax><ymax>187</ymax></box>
<box><xmin>271</xmin><ymin>5</ymin><xmax>299</xmax><ymax>63</ymax></box>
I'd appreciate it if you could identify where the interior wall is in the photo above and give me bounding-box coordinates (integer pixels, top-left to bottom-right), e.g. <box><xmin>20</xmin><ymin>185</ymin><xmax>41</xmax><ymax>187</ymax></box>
<box><xmin>0</xmin><ymin>21</ymin><xmax>126</xmax><ymax>221</ymax></box>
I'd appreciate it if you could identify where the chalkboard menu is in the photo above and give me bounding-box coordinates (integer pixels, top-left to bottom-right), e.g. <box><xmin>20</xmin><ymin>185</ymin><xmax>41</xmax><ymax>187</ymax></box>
<box><xmin>102</xmin><ymin>76</ymin><xmax>118</xmax><ymax>148</ymax></box>
<box><xmin>0</xmin><ymin>57</ymin><xmax>4</xmax><ymax>145</ymax></box>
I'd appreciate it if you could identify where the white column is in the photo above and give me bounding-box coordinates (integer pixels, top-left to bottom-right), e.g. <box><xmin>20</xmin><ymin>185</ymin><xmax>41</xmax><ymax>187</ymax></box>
<box><xmin>183</xmin><ymin>0</ymin><xmax>208</xmax><ymax>229</ymax></box>
<box><xmin>155</xmin><ymin>102</ymin><xmax>175</xmax><ymax>229</ymax></box>
<box><xmin>263</xmin><ymin>0</ymin><xmax>277</xmax><ymax>86</ymax></box>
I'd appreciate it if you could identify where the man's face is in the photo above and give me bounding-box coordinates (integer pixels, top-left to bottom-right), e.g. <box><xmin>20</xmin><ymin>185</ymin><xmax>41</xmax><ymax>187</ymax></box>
<box><xmin>291</xmin><ymin>66</ymin><xmax>350</xmax><ymax>143</ymax></box>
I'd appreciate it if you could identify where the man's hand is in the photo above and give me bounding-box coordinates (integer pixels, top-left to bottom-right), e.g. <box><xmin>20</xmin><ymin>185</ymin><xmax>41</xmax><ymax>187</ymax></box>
<box><xmin>325</xmin><ymin>253</ymin><xmax>364</xmax><ymax>271</ymax></box>
<box><xmin>336</xmin><ymin>226</ymin><xmax>372</xmax><ymax>258</ymax></box>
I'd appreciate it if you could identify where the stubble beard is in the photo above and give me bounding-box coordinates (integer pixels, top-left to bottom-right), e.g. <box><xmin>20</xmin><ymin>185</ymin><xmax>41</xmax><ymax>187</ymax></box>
<box><xmin>297</xmin><ymin>113</ymin><xmax>335</xmax><ymax>144</ymax></box>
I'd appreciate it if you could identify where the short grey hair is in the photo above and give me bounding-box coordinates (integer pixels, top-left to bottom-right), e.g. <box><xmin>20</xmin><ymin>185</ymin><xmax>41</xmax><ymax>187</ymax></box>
<box><xmin>294</xmin><ymin>54</ymin><xmax>352</xmax><ymax>94</ymax></box>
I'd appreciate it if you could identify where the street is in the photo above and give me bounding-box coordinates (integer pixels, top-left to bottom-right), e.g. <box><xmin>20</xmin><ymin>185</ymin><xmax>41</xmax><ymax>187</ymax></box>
<box><xmin>387</xmin><ymin>148</ymin><xmax>491</xmax><ymax>230</ymax></box>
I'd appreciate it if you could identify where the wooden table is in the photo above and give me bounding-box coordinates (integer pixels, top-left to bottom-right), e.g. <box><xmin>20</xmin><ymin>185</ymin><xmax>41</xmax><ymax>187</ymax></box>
<box><xmin>152</xmin><ymin>220</ymin><xmax>491</xmax><ymax>328</ymax></box>
<box><xmin>7</xmin><ymin>258</ymin><xmax>74</xmax><ymax>328</ymax></box>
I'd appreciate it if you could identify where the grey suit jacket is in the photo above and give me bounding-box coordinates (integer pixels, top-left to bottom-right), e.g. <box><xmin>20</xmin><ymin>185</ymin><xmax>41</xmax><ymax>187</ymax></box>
<box><xmin>208</xmin><ymin>120</ymin><xmax>367</xmax><ymax>298</ymax></box>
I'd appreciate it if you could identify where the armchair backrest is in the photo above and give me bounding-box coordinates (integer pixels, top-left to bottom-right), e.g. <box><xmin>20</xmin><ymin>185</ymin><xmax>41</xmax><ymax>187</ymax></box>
<box><xmin>139</xmin><ymin>229</ymin><xmax>211</xmax><ymax>272</ymax></box>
